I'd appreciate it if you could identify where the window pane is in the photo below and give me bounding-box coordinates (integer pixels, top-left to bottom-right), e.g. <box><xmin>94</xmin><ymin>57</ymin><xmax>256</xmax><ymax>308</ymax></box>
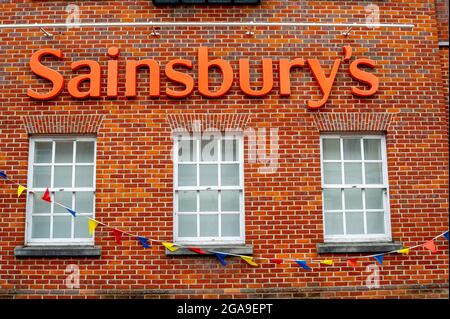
<box><xmin>178</xmin><ymin>215</ymin><xmax>197</xmax><ymax>237</ymax></box>
<box><xmin>221</xmin><ymin>164</ymin><xmax>239</xmax><ymax>186</ymax></box>
<box><xmin>221</xmin><ymin>190</ymin><xmax>240</xmax><ymax>211</ymax></box>
<box><xmin>365</xmin><ymin>189</ymin><xmax>384</xmax><ymax>209</ymax></box>
<box><xmin>178</xmin><ymin>191</ymin><xmax>197</xmax><ymax>212</ymax></box>
<box><xmin>200</xmin><ymin>190</ymin><xmax>218</xmax><ymax>212</ymax></box>
<box><xmin>33</xmin><ymin>166</ymin><xmax>51</xmax><ymax>188</ymax></box>
<box><xmin>345</xmin><ymin>211</ymin><xmax>364</xmax><ymax>234</ymax></box>
<box><xmin>74</xmin><ymin>215</ymin><xmax>92</xmax><ymax>238</ymax></box>
<box><xmin>221</xmin><ymin>214</ymin><xmax>240</xmax><ymax>236</ymax></box>
<box><xmin>55</xmin><ymin>141</ymin><xmax>73</xmax><ymax>163</ymax></box>
<box><xmin>365</xmin><ymin>163</ymin><xmax>383</xmax><ymax>184</ymax></box>
<box><xmin>178</xmin><ymin>139</ymin><xmax>196</xmax><ymax>162</ymax></box>
<box><xmin>54</xmin><ymin>166</ymin><xmax>73</xmax><ymax>188</ymax></box>
<box><xmin>222</xmin><ymin>139</ymin><xmax>238</xmax><ymax>162</ymax></box>
<box><xmin>367</xmin><ymin>211</ymin><xmax>385</xmax><ymax>234</ymax></box>
<box><xmin>323</xmin><ymin>163</ymin><xmax>341</xmax><ymax>184</ymax></box>
<box><xmin>324</xmin><ymin>212</ymin><xmax>344</xmax><ymax>235</ymax></box>
<box><xmin>345</xmin><ymin>188</ymin><xmax>363</xmax><ymax>210</ymax></box>
<box><xmin>33</xmin><ymin>192</ymin><xmax>50</xmax><ymax>214</ymax></box>
<box><xmin>53</xmin><ymin>216</ymin><xmax>72</xmax><ymax>238</ymax></box>
<box><xmin>54</xmin><ymin>192</ymin><xmax>72</xmax><ymax>214</ymax></box>
<box><xmin>178</xmin><ymin>164</ymin><xmax>197</xmax><ymax>186</ymax></box>
<box><xmin>76</xmin><ymin>141</ymin><xmax>95</xmax><ymax>163</ymax></box>
<box><xmin>199</xmin><ymin>214</ymin><xmax>218</xmax><ymax>237</ymax></box>
<box><xmin>344</xmin><ymin>163</ymin><xmax>362</xmax><ymax>184</ymax></box>
<box><xmin>199</xmin><ymin>164</ymin><xmax>218</xmax><ymax>186</ymax></box>
<box><xmin>323</xmin><ymin>139</ymin><xmax>340</xmax><ymax>160</ymax></box>
<box><xmin>201</xmin><ymin>137</ymin><xmax>218</xmax><ymax>161</ymax></box>
<box><xmin>34</xmin><ymin>142</ymin><xmax>52</xmax><ymax>163</ymax></box>
<box><xmin>343</xmin><ymin>139</ymin><xmax>361</xmax><ymax>160</ymax></box>
<box><xmin>31</xmin><ymin>216</ymin><xmax>50</xmax><ymax>238</ymax></box>
<box><xmin>364</xmin><ymin>139</ymin><xmax>381</xmax><ymax>160</ymax></box>
<box><xmin>75</xmin><ymin>165</ymin><xmax>94</xmax><ymax>187</ymax></box>
<box><xmin>323</xmin><ymin>189</ymin><xmax>342</xmax><ymax>211</ymax></box>
<box><xmin>75</xmin><ymin>192</ymin><xmax>94</xmax><ymax>213</ymax></box>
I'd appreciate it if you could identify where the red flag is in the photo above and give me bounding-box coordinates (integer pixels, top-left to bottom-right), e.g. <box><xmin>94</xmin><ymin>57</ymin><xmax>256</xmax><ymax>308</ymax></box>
<box><xmin>270</xmin><ymin>258</ymin><xmax>283</xmax><ymax>264</ymax></box>
<box><xmin>189</xmin><ymin>247</ymin><xmax>207</xmax><ymax>254</ymax></box>
<box><xmin>423</xmin><ymin>240</ymin><xmax>437</xmax><ymax>253</ymax></box>
<box><xmin>348</xmin><ymin>258</ymin><xmax>358</xmax><ymax>267</ymax></box>
<box><xmin>41</xmin><ymin>188</ymin><xmax>51</xmax><ymax>203</ymax></box>
<box><xmin>113</xmin><ymin>229</ymin><xmax>123</xmax><ymax>245</ymax></box>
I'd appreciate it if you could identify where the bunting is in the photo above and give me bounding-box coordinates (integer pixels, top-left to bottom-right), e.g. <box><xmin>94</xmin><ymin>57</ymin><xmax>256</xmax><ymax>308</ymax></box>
<box><xmin>374</xmin><ymin>255</ymin><xmax>384</xmax><ymax>266</ymax></box>
<box><xmin>241</xmin><ymin>256</ymin><xmax>258</xmax><ymax>266</ymax></box>
<box><xmin>88</xmin><ymin>218</ymin><xmax>99</xmax><ymax>236</ymax></box>
<box><xmin>162</xmin><ymin>242</ymin><xmax>178</xmax><ymax>252</ymax></box>
<box><xmin>137</xmin><ymin>236</ymin><xmax>151</xmax><ymax>248</ymax></box>
<box><xmin>1</xmin><ymin>171</ymin><xmax>449</xmax><ymax>272</ymax></box>
<box><xmin>41</xmin><ymin>188</ymin><xmax>51</xmax><ymax>203</ymax></box>
<box><xmin>423</xmin><ymin>240</ymin><xmax>437</xmax><ymax>253</ymax></box>
<box><xmin>215</xmin><ymin>253</ymin><xmax>228</xmax><ymax>266</ymax></box>
<box><xmin>17</xmin><ymin>185</ymin><xmax>26</xmax><ymax>197</ymax></box>
<box><xmin>113</xmin><ymin>229</ymin><xmax>123</xmax><ymax>245</ymax></box>
<box><xmin>295</xmin><ymin>260</ymin><xmax>312</xmax><ymax>271</ymax></box>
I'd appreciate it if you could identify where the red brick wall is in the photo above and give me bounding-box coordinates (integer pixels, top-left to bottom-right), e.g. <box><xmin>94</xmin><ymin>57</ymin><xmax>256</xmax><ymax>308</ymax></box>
<box><xmin>0</xmin><ymin>1</ymin><xmax>448</xmax><ymax>298</ymax></box>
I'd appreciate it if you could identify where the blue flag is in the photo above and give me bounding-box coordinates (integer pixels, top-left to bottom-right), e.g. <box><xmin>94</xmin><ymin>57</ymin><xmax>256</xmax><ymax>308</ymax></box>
<box><xmin>444</xmin><ymin>231</ymin><xmax>449</xmax><ymax>240</ymax></box>
<box><xmin>137</xmin><ymin>236</ymin><xmax>151</xmax><ymax>248</ymax></box>
<box><xmin>295</xmin><ymin>260</ymin><xmax>312</xmax><ymax>271</ymax></box>
<box><xmin>0</xmin><ymin>171</ymin><xmax>7</xmax><ymax>180</ymax></box>
<box><xmin>374</xmin><ymin>254</ymin><xmax>384</xmax><ymax>266</ymax></box>
<box><xmin>66</xmin><ymin>208</ymin><xmax>77</xmax><ymax>217</ymax></box>
<box><xmin>215</xmin><ymin>253</ymin><xmax>228</xmax><ymax>266</ymax></box>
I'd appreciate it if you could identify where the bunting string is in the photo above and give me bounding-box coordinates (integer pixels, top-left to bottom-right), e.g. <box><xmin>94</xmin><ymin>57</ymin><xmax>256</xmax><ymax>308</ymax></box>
<box><xmin>2</xmin><ymin>170</ymin><xmax>449</xmax><ymax>270</ymax></box>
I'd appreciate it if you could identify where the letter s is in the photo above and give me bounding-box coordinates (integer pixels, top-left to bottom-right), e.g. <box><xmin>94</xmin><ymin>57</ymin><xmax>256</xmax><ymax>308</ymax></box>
<box><xmin>349</xmin><ymin>58</ymin><xmax>379</xmax><ymax>97</ymax></box>
<box><xmin>27</xmin><ymin>49</ymin><xmax>64</xmax><ymax>100</ymax></box>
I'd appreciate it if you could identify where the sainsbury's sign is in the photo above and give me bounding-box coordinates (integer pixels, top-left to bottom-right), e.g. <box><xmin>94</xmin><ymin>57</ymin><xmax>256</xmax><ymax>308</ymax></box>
<box><xmin>27</xmin><ymin>46</ymin><xmax>378</xmax><ymax>109</ymax></box>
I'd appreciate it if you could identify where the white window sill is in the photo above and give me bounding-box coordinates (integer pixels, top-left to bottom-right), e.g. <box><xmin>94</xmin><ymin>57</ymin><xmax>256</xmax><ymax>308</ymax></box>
<box><xmin>14</xmin><ymin>245</ymin><xmax>101</xmax><ymax>257</ymax></box>
<box><xmin>165</xmin><ymin>244</ymin><xmax>253</xmax><ymax>256</ymax></box>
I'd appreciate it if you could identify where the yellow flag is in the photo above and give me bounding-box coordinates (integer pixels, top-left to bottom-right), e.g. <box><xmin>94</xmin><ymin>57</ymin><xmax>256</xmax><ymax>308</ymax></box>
<box><xmin>162</xmin><ymin>242</ymin><xmax>178</xmax><ymax>252</ymax></box>
<box><xmin>241</xmin><ymin>256</ymin><xmax>258</xmax><ymax>267</ymax></box>
<box><xmin>321</xmin><ymin>259</ymin><xmax>334</xmax><ymax>266</ymax></box>
<box><xmin>397</xmin><ymin>248</ymin><xmax>410</xmax><ymax>255</ymax></box>
<box><xmin>88</xmin><ymin>218</ymin><xmax>99</xmax><ymax>236</ymax></box>
<box><xmin>17</xmin><ymin>185</ymin><xmax>27</xmax><ymax>197</ymax></box>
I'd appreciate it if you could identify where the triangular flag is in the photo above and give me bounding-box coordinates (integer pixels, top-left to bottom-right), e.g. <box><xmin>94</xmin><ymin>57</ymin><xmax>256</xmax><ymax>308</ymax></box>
<box><xmin>87</xmin><ymin>218</ymin><xmax>98</xmax><ymax>236</ymax></box>
<box><xmin>444</xmin><ymin>232</ymin><xmax>449</xmax><ymax>240</ymax></box>
<box><xmin>17</xmin><ymin>185</ymin><xmax>27</xmax><ymax>197</ymax></box>
<box><xmin>162</xmin><ymin>241</ymin><xmax>178</xmax><ymax>252</ymax></box>
<box><xmin>137</xmin><ymin>236</ymin><xmax>151</xmax><ymax>248</ymax></box>
<box><xmin>423</xmin><ymin>240</ymin><xmax>437</xmax><ymax>253</ymax></box>
<box><xmin>0</xmin><ymin>171</ymin><xmax>7</xmax><ymax>179</ymax></box>
<box><xmin>189</xmin><ymin>247</ymin><xmax>207</xmax><ymax>254</ymax></box>
<box><xmin>295</xmin><ymin>260</ymin><xmax>312</xmax><ymax>271</ymax></box>
<box><xmin>397</xmin><ymin>248</ymin><xmax>410</xmax><ymax>255</ymax></box>
<box><xmin>321</xmin><ymin>259</ymin><xmax>334</xmax><ymax>266</ymax></box>
<box><xmin>113</xmin><ymin>229</ymin><xmax>123</xmax><ymax>245</ymax></box>
<box><xmin>215</xmin><ymin>253</ymin><xmax>228</xmax><ymax>266</ymax></box>
<box><xmin>41</xmin><ymin>188</ymin><xmax>51</xmax><ymax>202</ymax></box>
<box><xmin>374</xmin><ymin>255</ymin><xmax>384</xmax><ymax>266</ymax></box>
<box><xmin>241</xmin><ymin>256</ymin><xmax>258</xmax><ymax>267</ymax></box>
<box><xmin>65</xmin><ymin>208</ymin><xmax>76</xmax><ymax>217</ymax></box>
<box><xmin>270</xmin><ymin>258</ymin><xmax>283</xmax><ymax>264</ymax></box>
<box><xmin>348</xmin><ymin>258</ymin><xmax>358</xmax><ymax>267</ymax></box>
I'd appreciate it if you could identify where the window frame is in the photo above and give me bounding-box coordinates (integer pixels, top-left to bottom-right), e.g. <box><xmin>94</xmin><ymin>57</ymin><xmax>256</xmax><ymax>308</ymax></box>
<box><xmin>25</xmin><ymin>135</ymin><xmax>97</xmax><ymax>246</ymax></box>
<box><xmin>320</xmin><ymin>133</ymin><xmax>392</xmax><ymax>243</ymax></box>
<box><xmin>173</xmin><ymin>131</ymin><xmax>245</xmax><ymax>245</ymax></box>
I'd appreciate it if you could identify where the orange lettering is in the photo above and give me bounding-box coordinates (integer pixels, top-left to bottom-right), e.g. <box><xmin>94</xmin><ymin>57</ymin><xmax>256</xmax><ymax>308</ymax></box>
<box><xmin>27</xmin><ymin>49</ymin><xmax>64</xmax><ymax>100</ymax></box>
<box><xmin>279</xmin><ymin>58</ymin><xmax>305</xmax><ymax>96</ymax></box>
<box><xmin>107</xmin><ymin>47</ymin><xmax>119</xmax><ymax>98</ymax></box>
<box><xmin>306</xmin><ymin>58</ymin><xmax>341</xmax><ymax>109</ymax></box>
<box><xmin>67</xmin><ymin>60</ymin><xmax>101</xmax><ymax>99</ymax></box>
<box><xmin>125</xmin><ymin>59</ymin><xmax>160</xmax><ymax>98</ymax></box>
<box><xmin>165</xmin><ymin>59</ymin><xmax>194</xmax><ymax>99</ymax></box>
<box><xmin>349</xmin><ymin>58</ymin><xmax>378</xmax><ymax>97</ymax></box>
<box><xmin>198</xmin><ymin>47</ymin><xmax>233</xmax><ymax>98</ymax></box>
<box><xmin>239</xmin><ymin>58</ymin><xmax>274</xmax><ymax>97</ymax></box>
